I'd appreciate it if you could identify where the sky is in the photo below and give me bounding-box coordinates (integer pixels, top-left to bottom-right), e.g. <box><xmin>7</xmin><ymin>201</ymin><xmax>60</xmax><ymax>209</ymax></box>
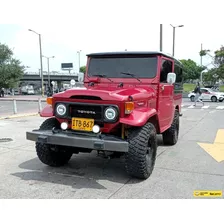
<box><xmin>0</xmin><ymin>0</ymin><xmax>223</xmax><ymax>73</ymax></box>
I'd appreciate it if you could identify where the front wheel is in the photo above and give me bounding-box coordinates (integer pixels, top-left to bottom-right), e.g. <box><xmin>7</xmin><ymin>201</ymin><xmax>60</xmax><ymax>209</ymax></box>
<box><xmin>163</xmin><ymin>110</ymin><xmax>179</xmax><ymax>146</ymax></box>
<box><xmin>211</xmin><ymin>96</ymin><xmax>217</xmax><ymax>102</ymax></box>
<box><xmin>36</xmin><ymin>118</ymin><xmax>73</xmax><ymax>167</ymax></box>
<box><xmin>125</xmin><ymin>122</ymin><xmax>157</xmax><ymax>180</ymax></box>
<box><xmin>219</xmin><ymin>99</ymin><xmax>223</xmax><ymax>102</ymax></box>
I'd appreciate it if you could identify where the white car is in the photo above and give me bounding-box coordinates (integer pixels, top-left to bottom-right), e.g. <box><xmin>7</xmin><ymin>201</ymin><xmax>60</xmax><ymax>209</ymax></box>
<box><xmin>188</xmin><ymin>88</ymin><xmax>224</xmax><ymax>102</ymax></box>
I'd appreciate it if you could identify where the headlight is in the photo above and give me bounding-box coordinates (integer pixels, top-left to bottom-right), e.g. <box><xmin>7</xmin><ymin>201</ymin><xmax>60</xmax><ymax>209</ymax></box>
<box><xmin>56</xmin><ymin>104</ymin><xmax>67</xmax><ymax>116</ymax></box>
<box><xmin>104</xmin><ymin>107</ymin><xmax>117</xmax><ymax>121</ymax></box>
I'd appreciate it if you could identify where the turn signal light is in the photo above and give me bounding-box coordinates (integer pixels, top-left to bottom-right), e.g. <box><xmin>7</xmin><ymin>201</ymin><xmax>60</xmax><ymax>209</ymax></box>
<box><xmin>125</xmin><ymin>102</ymin><xmax>134</xmax><ymax>114</ymax></box>
<box><xmin>46</xmin><ymin>97</ymin><xmax>53</xmax><ymax>105</ymax></box>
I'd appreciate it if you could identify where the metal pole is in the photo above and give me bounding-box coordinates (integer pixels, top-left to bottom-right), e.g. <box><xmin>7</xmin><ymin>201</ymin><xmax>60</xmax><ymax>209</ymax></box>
<box><xmin>39</xmin><ymin>34</ymin><xmax>44</xmax><ymax>97</ymax></box>
<box><xmin>201</xmin><ymin>43</ymin><xmax>203</xmax><ymax>67</ymax></box>
<box><xmin>47</xmin><ymin>57</ymin><xmax>50</xmax><ymax>88</ymax></box>
<box><xmin>172</xmin><ymin>27</ymin><xmax>175</xmax><ymax>57</ymax></box>
<box><xmin>38</xmin><ymin>98</ymin><xmax>42</xmax><ymax>113</ymax></box>
<box><xmin>78</xmin><ymin>51</ymin><xmax>81</xmax><ymax>72</ymax></box>
<box><xmin>13</xmin><ymin>100</ymin><xmax>17</xmax><ymax>114</ymax></box>
<box><xmin>200</xmin><ymin>44</ymin><xmax>203</xmax><ymax>83</ymax></box>
<box><xmin>160</xmin><ymin>24</ymin><xmax>163</xmax><ymax>51</ymax></box>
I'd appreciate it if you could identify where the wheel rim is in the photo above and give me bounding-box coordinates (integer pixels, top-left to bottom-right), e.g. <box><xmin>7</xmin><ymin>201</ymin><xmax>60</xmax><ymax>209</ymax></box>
<box><xmin>212</xmin><ymin>97</ymin><xmax>217</xmax><ymax>102</ymax></box>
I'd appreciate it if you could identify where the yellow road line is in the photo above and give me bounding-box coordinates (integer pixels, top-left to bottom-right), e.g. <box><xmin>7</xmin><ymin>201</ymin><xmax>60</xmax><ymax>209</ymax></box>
<box><xmin>0</xmin><ymin>113</ymin><xmax>39</xmax><ymax>120</ymax></box>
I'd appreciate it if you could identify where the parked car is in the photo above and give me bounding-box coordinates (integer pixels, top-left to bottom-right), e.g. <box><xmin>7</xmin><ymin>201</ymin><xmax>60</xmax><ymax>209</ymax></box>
<box><xmin>26</xmin><ymin>51</ymin><xmax>183</xmax><ymax>180</ymax></box>
<box><xmin>188</xmin><ymin>88</ymin><xmax>224</xmax><ymax>102</ymax></box>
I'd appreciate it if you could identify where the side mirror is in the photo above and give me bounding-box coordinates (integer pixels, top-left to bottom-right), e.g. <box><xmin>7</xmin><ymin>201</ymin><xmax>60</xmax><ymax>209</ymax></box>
<box><xmin>167</xmin><ymin>73</ymin><xmax>176</xmax><ymax>84</ymax></box>
<box><xmin>78</xmin><ymin>73</ymin><xmax>84</xmax><ymax>82</ymax></box>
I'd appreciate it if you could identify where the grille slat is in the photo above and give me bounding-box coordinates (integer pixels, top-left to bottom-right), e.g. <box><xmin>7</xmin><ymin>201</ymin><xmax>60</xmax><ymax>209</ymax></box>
<box><xmin>70</xmin><ymin>104</ymin><xmax>103</xmax><ymax>120</ymax></box>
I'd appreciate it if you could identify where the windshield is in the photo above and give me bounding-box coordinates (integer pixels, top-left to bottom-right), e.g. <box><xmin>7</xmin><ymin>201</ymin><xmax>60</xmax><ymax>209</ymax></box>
<box><xmin>207</xmin><ymin>88</ymin><xmax>217</xmax><ymax>93</ymax></box>
<box><xmin>88</xmin><ymin>56</ymin><xmax>158</xmax><ymax>79</ymax></box>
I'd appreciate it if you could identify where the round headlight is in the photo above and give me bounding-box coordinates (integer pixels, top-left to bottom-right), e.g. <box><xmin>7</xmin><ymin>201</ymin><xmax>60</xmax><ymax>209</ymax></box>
<box><xmin>56</xmin><ymin>104</ymin><xmax>66</xmax><ymax>116</ymax></box>
<box><xmin>105</xmin><ymin>107</ymin><xmax>117</xmax><ymax>120</ymax></box>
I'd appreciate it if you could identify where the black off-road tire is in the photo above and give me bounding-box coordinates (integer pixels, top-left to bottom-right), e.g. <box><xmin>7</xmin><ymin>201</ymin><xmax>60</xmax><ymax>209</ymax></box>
<box><xmin>162</xmin><ymin>110</ymin><xmax>179</xmax><ymax>146</ymax></box>
<box><xmin>125</xmin><ymin>122</ymin><xmax>157</xmax><ymax>180</ymax></box>
<box><xmin>36</xmin><ymin>118</ymin><xmax>73</xmax><ymax>167</ymax></box>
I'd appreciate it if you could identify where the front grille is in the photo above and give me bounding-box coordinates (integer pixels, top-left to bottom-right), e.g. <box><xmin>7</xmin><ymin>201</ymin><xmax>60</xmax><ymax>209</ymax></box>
<box><xmin>70</xmin><ymin>104</ymin><xmax>103</xmax><ymax>120</ymax></box>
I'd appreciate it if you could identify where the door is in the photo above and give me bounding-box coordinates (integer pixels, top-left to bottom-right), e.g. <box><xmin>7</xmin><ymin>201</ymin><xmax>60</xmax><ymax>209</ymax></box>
<box><xmin>201</xmin><ymin>89</ymin><xmax>210</xmax><ymax>101</ymax></box>
<box><xmin>158</xmin><ymin>58</ymin><xmax>175</xmax><ymax>131</ymax></box>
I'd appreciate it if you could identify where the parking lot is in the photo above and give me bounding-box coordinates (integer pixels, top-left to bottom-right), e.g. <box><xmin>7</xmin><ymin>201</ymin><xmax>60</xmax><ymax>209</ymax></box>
<box><xmin>0</xmin><ymin>105</ymin><xmax>223</xmax><ymax>199</ymax></box>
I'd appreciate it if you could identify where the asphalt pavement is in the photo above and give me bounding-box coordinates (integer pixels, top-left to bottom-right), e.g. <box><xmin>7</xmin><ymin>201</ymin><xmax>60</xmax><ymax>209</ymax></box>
<box><xmin>0</xmin><ymin>107</ymin><xmax>223</xmax><ymax>199</ymax></box>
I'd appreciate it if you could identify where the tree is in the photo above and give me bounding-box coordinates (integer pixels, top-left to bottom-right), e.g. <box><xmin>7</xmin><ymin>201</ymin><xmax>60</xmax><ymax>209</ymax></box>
<box><xmin>79</xmin><ymin>66</ymin><xmax>86</xmax><ymax>74</ymax></box>
<box><xmin>201</xmin><ymin>46</ymin><xmax>224</xmax><ymax>83</ymax></box>
<box><xmin>214</xmin><ymin>46</ymin><xmax>224</xmax><ymax>80</ymax></box>
<box><xmin>202</xmin><ymin>68</ymin><xmax>218</xmax><ymax>84</ymax></box>
<box><xmin>0</xmin><ymin>43</ymin><xmax>24</xmax><ymax>89</ymax></box>
<box><xmin>180</xmin><ymin>59</ymin><xmax>205</xmax><ymax>81</ymax></box>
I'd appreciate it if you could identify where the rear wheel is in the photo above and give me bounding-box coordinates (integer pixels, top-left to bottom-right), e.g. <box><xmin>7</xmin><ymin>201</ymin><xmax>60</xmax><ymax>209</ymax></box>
<box><xmin>125</xmin><ymin>122</ymin><xmax>157</xmax><ymax>180</ymax></box>
<box><xmin>211</xmin><ymin>96</ymin><xmax>217</xmax><ymax>102</ymax></box>
<box><xmin>36</xmin><ymin>118</ymin><xmax>73</xmax><ymax>167</ymax></box>
<box><xmin>190</xmin><ymin>96</ymin><xmax>195</xmax><ymax>102</ymax></box>
<box><xmin>163</xmin><ymin>110</ymin><xmax>179</xmax><ymax>146</ymax></box>
<box><xmin>219</xmin><ymin>99</ymin><xmax>223</xmax><ymax>102</ymax></box>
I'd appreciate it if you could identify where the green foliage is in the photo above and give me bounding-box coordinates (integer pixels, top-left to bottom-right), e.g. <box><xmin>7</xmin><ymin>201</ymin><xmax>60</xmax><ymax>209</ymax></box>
<box><xmin>79</xmin><ymin>66</ymin><xmax>86</xmax><ymax>74</ymax></box>
<box><xmin>202</xmin><ymin>68</ymin><xmax>218</xmax><ymax>84</ymax></box>
<box><xmin>180</xmin><ymin>59</ymin><xmax>204</xmax><ymax>81</ymax></box>
<box><xmin>0</xmin><ymin>43</ymin><xmax>24</xmax><ymax>88</ymax></box>
<box><xmin>214</xmin><ymin>46</ymin><xmax>224</xmax><ymax>66</ymax></box>
<box><xmin>199</xmin><ymin>49</ymin><xmax>210</xmax><ymax>57</ymax></box>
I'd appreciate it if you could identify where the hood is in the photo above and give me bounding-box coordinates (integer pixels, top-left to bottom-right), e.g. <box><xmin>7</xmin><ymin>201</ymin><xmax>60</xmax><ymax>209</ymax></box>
<box><xmin>54</xmin><ymin>85</ymin><xmax>156</xmax><ymax>101</ymax></box>
<box><xmin>214</xmin><ymin>91</ymin><xmax>224</xmax><ymax>96</ymax></box>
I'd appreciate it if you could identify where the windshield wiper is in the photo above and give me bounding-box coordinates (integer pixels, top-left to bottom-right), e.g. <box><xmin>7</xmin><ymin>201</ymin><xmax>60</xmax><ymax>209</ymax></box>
<box><xmin>121</xmin><ymin>72</ymin><xmax>142</xmax><ymax>83</ymax></box>
<box><xmin>91</xmin><ymin>74</ymin><xmax>114</xmax><ymax>83</ymax></box>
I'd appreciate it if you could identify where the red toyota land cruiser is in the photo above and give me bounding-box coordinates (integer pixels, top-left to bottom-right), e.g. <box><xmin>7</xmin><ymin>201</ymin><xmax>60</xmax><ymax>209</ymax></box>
<box><xmin>26</xmin><ymin>51</ymin><xmax>183</xmax><ymax>180</ymax></box>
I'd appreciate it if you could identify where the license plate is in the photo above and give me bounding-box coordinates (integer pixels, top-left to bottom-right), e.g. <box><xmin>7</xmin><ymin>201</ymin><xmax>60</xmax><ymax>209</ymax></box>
<box><xmin>72</xmin><ymin>118</ymin><xmax>94</xmax><ymax>132</ymax></box>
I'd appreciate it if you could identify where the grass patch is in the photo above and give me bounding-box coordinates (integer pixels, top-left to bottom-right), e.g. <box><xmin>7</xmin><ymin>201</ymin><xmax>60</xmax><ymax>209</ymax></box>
<box><xmin>219</xmin><ymin>86</ymin><xmax>224</xmax><ymax>92</ymax></box>
<box><xmin>183</xmin><ymin>83</ymin><xmax>195</xmax><ymax>93</ymax></box>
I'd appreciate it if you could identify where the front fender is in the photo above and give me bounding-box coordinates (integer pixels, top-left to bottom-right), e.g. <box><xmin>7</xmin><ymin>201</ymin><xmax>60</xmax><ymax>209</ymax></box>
<box><xmin>40</xmin><ymin>105</ymin><xmax>54</xmax><ymax>117</ymax></box>
<box><xmin>120</xmin><ymin>108</ymin><xmax>157</xmax><ymax>127</ymax></box>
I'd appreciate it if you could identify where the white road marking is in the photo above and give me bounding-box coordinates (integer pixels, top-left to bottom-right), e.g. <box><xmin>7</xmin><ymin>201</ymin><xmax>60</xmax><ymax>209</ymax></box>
<box><xmin>188</xmin><ymin>105</ymin><xmax>195</xmax><ymax>109</ymax></box>
<box><xmin>209</xmin><ymin>110</ymin><xmax>217</xmax><ymax>114</ymax></box>
<box><xmin>216</xmin><ymin>106</ymin><xmax>224</xmax><ymax>110</ymax></box>
<box><xmin>202</xmin><ymin>105</ymin><xmax>210</xmax><ymax>109</ymax></box>
<box><xmin>181</xmin><ymin>104</ymin><xmax>185</xmax><ymax>108</ymax></box>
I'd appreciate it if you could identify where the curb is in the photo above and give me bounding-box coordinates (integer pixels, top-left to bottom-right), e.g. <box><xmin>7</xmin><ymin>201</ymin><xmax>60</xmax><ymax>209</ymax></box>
<box><xmin>0</xmin><ymin>113</ymin><xmax>39</xmax><ymax>120</ymax></box>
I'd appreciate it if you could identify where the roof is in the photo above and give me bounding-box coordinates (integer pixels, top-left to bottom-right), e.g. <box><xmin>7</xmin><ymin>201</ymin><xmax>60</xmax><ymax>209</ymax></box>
<box><xmin>87</xmin><ymin>51</ymin><xmax>182</xmax><ymax>64</ymax></box>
